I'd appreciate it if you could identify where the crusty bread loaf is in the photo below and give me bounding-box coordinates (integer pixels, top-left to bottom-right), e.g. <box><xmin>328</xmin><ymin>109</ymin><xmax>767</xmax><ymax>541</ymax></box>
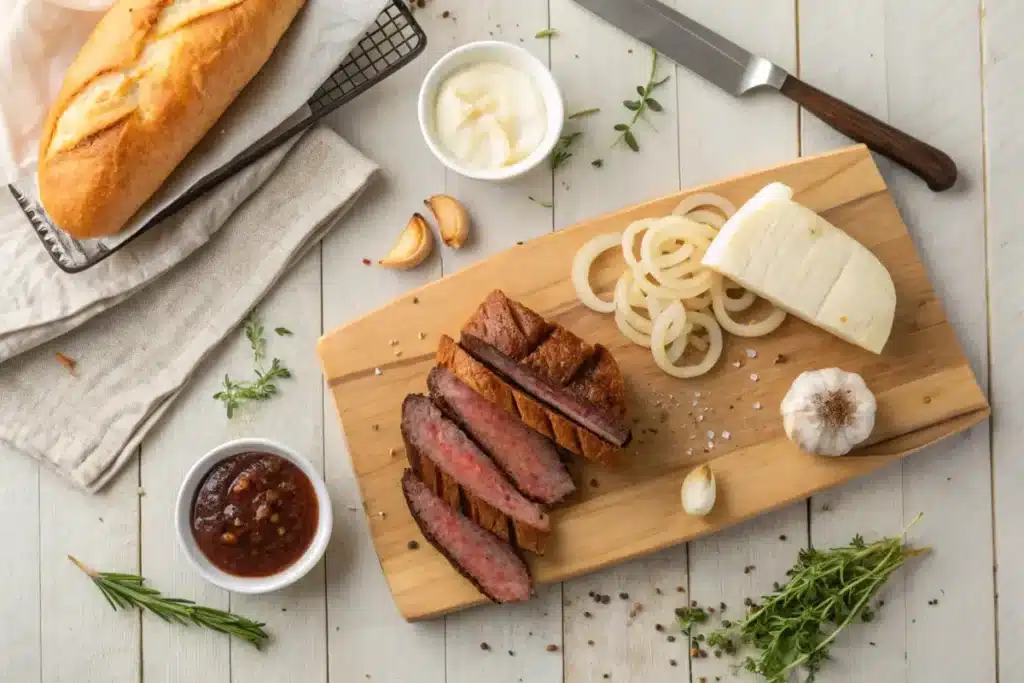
<box><xmin>37</xmin><ymin>0</ymin><xmax>305</xmax><ymax>239</ymax></box>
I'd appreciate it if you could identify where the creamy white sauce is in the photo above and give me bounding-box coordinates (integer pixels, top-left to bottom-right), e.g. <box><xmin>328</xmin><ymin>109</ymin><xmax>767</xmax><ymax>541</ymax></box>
<box><xmin>434</xmin><ymin>61</ymin><xmax>547</xmax><ymax>170</ymax></box>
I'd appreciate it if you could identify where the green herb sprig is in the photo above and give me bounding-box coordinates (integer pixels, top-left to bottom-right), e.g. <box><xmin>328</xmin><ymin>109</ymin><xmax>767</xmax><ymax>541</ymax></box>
<box><xmin>70</xmin><ymin>556</ymin><xmax>270</xmax><ymax>648</ymax></box>
<box><xmin>535</xmin><ymin>28</ymin><xmax>558</xmax><ymax>39</ymax></box>
<box><xmin>701</xmin><ymin>516</ymin><xmax>928</xmax><ymax>683</ymax></box>
<box><xmin>214</xmin><ymin>310</ymin><xmax>292</xmax><ymax>418</ymax></box>
<box><xmin>614</xmin><ymin>48</ymin><xmax>670</xmax><ymax>151</ymax></box>
<box><xmin>551</xmin><ymin>131</ymin><xmax>581</xmax><ymax>171</ymax></box>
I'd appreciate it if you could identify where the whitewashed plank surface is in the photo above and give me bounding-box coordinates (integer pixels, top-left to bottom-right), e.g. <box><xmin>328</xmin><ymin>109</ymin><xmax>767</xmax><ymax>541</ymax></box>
<box><xmin>982</xmin><ymin>0</ymin><xmax>1022</xmax><ymax>681</ymax></box>
<box><xmin>0</xmin><ymin>448</ymin><xmax>40</xmax><ymax>683</ymax></box>
<box><xmin>0</xmin><ymin>1</ymin><xmax>1012</xmax><ymax>681</ymax></box>
<box><xmin>876</xmin><ymin>4</ymin><xmax>995</xmax><ymax>683</ymax></box>
<box><xmin>39</xmin><ymin>463</ymin><xmax>139</xmax><ymax>683</ymax></box>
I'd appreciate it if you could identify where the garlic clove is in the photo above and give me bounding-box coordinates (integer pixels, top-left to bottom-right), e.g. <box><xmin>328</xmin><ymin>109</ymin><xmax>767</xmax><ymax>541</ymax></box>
<box><xmin>681</xmin><ymin>463</ymin><xmax>716</xmax><ymax>516</ymax></box>
<box><xmin>379</xmin><ymin>213</ymin><xmax>434</xmax><ymax>269</ymax></box>
<box><xmin>424</xmin><ymin>194</ymin><xmax>470</xmax><ymax>249</ymax></box>
<box><xmin>780</xmin><ymin>368</ymin><xmax>876</xmax><ymax>457</ymax></box>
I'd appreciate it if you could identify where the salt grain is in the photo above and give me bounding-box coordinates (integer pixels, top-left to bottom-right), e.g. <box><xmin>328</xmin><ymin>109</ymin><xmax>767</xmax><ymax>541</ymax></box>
<box><xmin>745</xmin><ymin>349</ymin><xmax>757</xmax><ymax>359</ymax></box>
<box><xmin>686</xmin><ymin>448</ymin><xmax>693</xmax><ymax>456</ymax></box>
<box><xmin>697</xmin><ymin>415</ymin><xmax>704</xmax><ymax>422</ymax></box>
<box><xmin>707</xmin><ymin>430</ymin><xmax>715</xmax><ymax>440</ymax></box>
<box><xmin>750</xmin><ymin>373</ymin><xmax>759</xmax><ymax>382</ymax></box>
<box><xmin>694</xmin><ymin>391</ymin><xmax>702</xmax><ymax>398</ymax></box>
<box><xmin>721</xmin><ymin>431</ymin><xmax>731</xmax><ymax>440</ymax></box>
<box><xmin>731</xmin><ymin>360</ymin><xmax>742</xmax><ymax>368</ymax></box>
<box><xmin>388</xmin><ymin>339</ymin><xmax>399</xmax><ymax>346</ymax></box>
<box><xmin>707</xmin><ymin>441</ymin><xmax>715</xmax><ymax>450</ymax></box>
<box><xmin>753</xmin><ymin>401</ymin><xmax>762</xmax><ymax>410</ymax></box>
<box><xmin>394</xmin><ymin>350</ymin><xmax>403</xmax><ymax>357</ymax></box>
<box><xmin>692</xmin><ymin>400</ymin><xmax>699</xmax><ymax>407</ymax></box>
<box><xmin>418</xmin><ymin>332</ymin><xmax>427</xmax><ymax>340</ymax></box>
<box><xmin>374</xmin><ymin>368</ymin><xmax>382</xmax><ymax>376</ymax></box>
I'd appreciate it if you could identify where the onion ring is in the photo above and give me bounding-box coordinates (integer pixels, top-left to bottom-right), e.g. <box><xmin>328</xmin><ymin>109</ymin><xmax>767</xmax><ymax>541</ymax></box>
<box><xmin>652</xmin><ymin>305</ymin><xmax>724</xmax><ymax>378</ymax></box>
<box><xmin>671</xmin><ymin>192</ymin><xmax>737</xmax><ymax>219</ymax></box>
<box><xmin>572</xmin><ymin>232</ymin><xmax>621</xmax><ymax>313</ymax></box>
<box><xmin>710</xmin><ymin>274</ymin><xmax>787</xmax><ymax>337</ymax></box>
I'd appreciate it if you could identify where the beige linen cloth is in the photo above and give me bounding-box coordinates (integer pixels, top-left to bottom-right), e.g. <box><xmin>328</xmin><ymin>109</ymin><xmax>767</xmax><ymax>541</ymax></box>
<box><xmin>0</xmin><ymin>126</ymin><xmax>377</xmax><ymax>491</ymax></box>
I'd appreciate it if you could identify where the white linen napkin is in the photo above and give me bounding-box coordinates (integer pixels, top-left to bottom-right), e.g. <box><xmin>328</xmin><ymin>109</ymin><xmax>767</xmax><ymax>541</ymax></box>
<box><xmin>0</xmin><ymin>125</ymin><xmax>378</xmax><ymax>491</ymax></box>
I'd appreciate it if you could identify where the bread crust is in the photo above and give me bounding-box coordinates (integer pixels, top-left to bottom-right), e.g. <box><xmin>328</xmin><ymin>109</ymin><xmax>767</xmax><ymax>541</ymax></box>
<box><xmin>37</xmin><ymin>0</ymin><xmax>305</xmax><ymax>239</ymax></box>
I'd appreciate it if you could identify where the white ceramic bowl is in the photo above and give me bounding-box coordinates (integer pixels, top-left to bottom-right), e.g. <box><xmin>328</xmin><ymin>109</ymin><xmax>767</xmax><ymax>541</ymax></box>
<box><xmin>417</xmin><ymin>40</ymin><xmax>564</xmax><ymax>181</ymax></box>
<box><xmin>175</xmin><ymin>438</ymin><xmax>333</xmax><ymax>594</ymax></box>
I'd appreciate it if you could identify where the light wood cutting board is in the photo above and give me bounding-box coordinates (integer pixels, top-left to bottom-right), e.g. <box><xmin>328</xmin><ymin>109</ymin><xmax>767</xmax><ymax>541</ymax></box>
<box><xmin>318</xmin><ymin>144</ymin><xmax>989</xmax><ymax>621</ymax></box>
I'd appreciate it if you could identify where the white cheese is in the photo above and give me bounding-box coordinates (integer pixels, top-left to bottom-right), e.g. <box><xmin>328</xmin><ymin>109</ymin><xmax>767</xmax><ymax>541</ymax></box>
<box><xmin>702</xmin><ymin>185</ymin><xmax>895</xmax><ymax>354</ymax></box>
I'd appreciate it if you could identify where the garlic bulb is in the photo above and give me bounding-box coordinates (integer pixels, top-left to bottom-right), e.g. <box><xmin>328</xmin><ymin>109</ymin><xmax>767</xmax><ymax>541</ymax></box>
<box><xmin>681</xmin><ymin>464</ymin><xmax>716</xmax><ymax>516</ymax></box>
<box><xmin>781</xmin><ymin>368</ymin><xmax>876</xmax><ymax>456</ymax></box>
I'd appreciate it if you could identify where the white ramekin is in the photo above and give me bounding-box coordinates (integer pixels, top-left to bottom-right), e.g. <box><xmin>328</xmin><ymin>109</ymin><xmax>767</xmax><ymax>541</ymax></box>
<box><xmin>175</xmin><ymin>438</ymin><xmax>333</xmax><ymax>594</ymax></box>
<box><xmin>417</xmin><ymin>40</ymin><xmax>565</xmax><ymax>181</ymax></box>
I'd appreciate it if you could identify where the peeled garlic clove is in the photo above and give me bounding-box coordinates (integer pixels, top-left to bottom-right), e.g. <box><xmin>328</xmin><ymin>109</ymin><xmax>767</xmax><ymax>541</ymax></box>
<box><xmin>424</xmin><ymin>194</ymin><xmax>470</xmax><ymax>249</ymax></box>
<box><xmin>780</xmin><ymin>368</ymin><xmax>876</xmax><ymax>456</ymax></box>
<box><xmin>681</xmin><ymin>464</ymin><xmax>716</xmax><ymax>516</ymax></box>
<box><xmin>379</xmin><ymin>213</ymin><xmax>434</xmax><ymax>270</ymax></box>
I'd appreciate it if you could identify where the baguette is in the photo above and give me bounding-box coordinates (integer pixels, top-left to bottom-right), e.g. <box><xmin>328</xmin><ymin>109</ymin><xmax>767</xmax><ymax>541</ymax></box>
<box><xmin>37</xmin><ymin>0</ymin><xmax>306</xmax><ymax>239</ymax></box>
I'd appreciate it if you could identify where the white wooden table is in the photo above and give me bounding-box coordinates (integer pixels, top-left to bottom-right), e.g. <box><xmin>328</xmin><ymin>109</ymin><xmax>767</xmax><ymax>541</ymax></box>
<box><xmin>2</xmin><ymin>1</ymin><xmax>1019</xmax><ymax>681</ymax></box>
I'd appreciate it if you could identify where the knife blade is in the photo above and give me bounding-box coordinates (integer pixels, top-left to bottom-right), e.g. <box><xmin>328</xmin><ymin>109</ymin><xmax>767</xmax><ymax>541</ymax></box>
<box><xmin>573</xmin><ymin>0</ymin><xmax>958</xmax><ymax>191</ymax></box>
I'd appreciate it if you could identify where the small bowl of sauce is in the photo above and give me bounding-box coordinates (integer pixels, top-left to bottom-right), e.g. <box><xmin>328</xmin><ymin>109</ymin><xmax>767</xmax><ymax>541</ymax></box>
<box><xmin>176</xmin><ymin>439</ymin><xmax>332</xmax><ymax>594</ymax></box>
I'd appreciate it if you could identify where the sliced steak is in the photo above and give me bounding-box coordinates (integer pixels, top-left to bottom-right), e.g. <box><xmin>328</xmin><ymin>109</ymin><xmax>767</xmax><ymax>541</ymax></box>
<box><xmin>409</xmin><ymin>446</ymin><xmax>511</xmax><ymax>542</ymax></box>
<box><xmin>437</xmin><ymin>335</ymin><xmax>619</xmax><ymax>464</ymax></box>
<box><xmin>460</xmin><ymin>333</ymin><xmax>631</xmax><ymax>447</ymax></box>
<box><xmin>429</xmin><ymin>366</ymin><xmax>576</xmax><ymax>505</ymax></box>
<box><xmin>460</xmin><ymin>290</ymin><xmax>630</xmax><ymax>446</ymax></box>
<box><xmin>401</xmin><ymin>394</ymin><xmax>550</xmax><ymax>532</ymax></box>
<box><xmin>401</xmin><ymin>470</ymin><xmax>533</xmax><ymax>603</ymax></box>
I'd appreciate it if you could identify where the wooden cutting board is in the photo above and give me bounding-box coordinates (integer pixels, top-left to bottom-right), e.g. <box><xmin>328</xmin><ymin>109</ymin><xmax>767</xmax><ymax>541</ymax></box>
<box><xmin>318</xmin><ymin>144</ymin><xmax>989</xmax><ymax>621</ymax></box>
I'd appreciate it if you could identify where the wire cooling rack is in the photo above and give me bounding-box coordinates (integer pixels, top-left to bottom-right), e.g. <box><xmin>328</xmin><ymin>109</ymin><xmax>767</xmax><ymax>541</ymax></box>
<box><xmin>12</xmin><ymin>0</ymin><xmax>426</xmax><ymax>274</ymax></box>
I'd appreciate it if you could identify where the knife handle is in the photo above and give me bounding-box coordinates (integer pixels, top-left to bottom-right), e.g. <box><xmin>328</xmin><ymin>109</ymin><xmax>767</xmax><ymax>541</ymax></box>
<box><xmin>779</xmin><ymin>75</ymin><xmax>957</xmax><ymax>192</ymax></box>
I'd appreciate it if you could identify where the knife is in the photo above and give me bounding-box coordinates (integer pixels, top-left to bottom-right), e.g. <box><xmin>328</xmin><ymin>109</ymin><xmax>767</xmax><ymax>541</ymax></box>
<box><xmin>574</xmin><ymin>0</ymin><xmax>958</xmax><ymax>191</ymax></box>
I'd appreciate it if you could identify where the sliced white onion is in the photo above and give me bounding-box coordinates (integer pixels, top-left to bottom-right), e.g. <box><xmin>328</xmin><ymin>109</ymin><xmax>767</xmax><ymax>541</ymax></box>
<box><xmin>685</xmin><ymin>209</ymin><xmax>726</xmax><ymax>230</ymax></box>
<box><xmin>652</xmin><ymin>305</ymin><xmax>724</xmax><ymax>378</ymax></box>
<box><xmin>710</xmin><ymin>274</ymin><xmax>787</xmax><ymax>337</ymax></box>
<box><xmin>572</xmin><ymin>232</ymin><xmax>622</xmax><ymax>313</ymax></box>
<box><xmin>621</xmin><ymin>218</ymin><xmax>661</xmax><ymax>272</ymax></box>
<box><xmin>671</xmin><ymin>192</ymin><xmax>737</xmax><ymax>219</ymax></box>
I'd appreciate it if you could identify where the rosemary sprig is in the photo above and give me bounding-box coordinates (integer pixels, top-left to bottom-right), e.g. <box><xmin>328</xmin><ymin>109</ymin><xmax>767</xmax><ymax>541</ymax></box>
<box><xmin>703</xmin><ymin>515</ymin><xmax>928</xmax><ymax>683</ymax></box>
<box><xmin>550</xmin><ymin>131</ymin><xmax>581</xmax><ymax>171</ymax></box>
<box><xmin>69</xmin><ymin>556</ymin><xmax>270</xmax><ymax>648</ymax></box>
<box><xmin>215</xmin><ymin>311</ymin><xmax>292</xmax><ymax>418</ymax></box>
<box><xmin>614</xmin><ymin>48</ymin><xmax>670</xmax><ymax>151</ymax></box>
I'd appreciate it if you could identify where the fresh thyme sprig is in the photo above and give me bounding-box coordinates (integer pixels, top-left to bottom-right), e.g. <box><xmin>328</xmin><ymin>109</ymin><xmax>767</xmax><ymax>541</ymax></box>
<box><xmin>214</xmin><ymin>310</ymin><xmax>292</xmax><ymax>418</ymax></box>
<box><xmin>535</xmin><ymin>28</ymin><xmax>558</xmax><ymax>39</ymax></box>
<box><xmin>69</xmin><ymin>555</ymin><xmax>270</xmax><ymax>648</ymax></box>
<box><xmin>614</xmin><ymin>48</ymin><xmax>670</xmax><ymax>151</ymax></box>
<box><xmin>244</xmin><ymin>312</ymin><xmax>266</xmax><ymax>365</ymax></box>
<box><xmin>701</xmin><ymin>515</ymin><xmax>928</xmax><ymax>683</ymax></box>
<box><xmin>550</xmin><ymin>131</ymin><xmax>581</xmax><ymax>171</ymax></box>
<box><xmin>214</xmin><ymin>359</ymin><xmax>292</xmax><ymax>418</ymax></box>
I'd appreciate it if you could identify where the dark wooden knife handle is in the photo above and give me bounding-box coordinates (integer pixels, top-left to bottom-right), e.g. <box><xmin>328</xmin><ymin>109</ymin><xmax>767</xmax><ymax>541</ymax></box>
<box><xmin>780</xmin><ymin>75</ymin><xmax>957</xmax><ymax>192</ymax></box>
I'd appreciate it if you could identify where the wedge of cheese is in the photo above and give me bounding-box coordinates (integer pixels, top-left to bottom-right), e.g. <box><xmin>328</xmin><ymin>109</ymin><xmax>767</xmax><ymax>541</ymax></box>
<box><xmin>702</xmin><ymin>184</ymin><xmax>895</xmax><ymax>354</ymax></box>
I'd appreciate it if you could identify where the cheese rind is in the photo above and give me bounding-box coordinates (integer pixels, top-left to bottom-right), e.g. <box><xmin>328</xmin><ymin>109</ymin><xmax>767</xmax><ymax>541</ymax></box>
<box><xmin>702</xmin><ymin>188</ymin><xmax>895</xmax><ymax>354</ymax></box>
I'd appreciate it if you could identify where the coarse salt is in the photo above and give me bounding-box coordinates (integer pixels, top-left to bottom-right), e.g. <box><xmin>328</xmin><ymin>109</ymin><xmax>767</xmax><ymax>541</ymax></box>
<box><xmin>707</xmin><ymin>441</ymin><xmax>715</xmax><ymax>450</ymax></box>
<box><xmin>731</xmin><ymin>360</ymin><xmax>742</xmax><ymax>368</ymax></box>
<box><xmin>750</xmin><ymin>373</ymin><xmax>759</xmax><ymax>382</ymax></box>
<box><xmin>745</xmin><ymin>348</ymin><xmax>757</xmax><ymax>358</ymax></box>
<box><xmin>694</xmin><ymin>391</ymin><xmax>702</xmax><ymax>398</ymax></box>
<box><xmin>721</xmin><ymin>431</ymin><xmax>731</xmax><ymax>440</ymax></box>
<box><xmin>706</xmin><ymin>430</ymin><xmax>715</xmax><ymax>440</ymax></box>
<box><xmin>697</xmin><ymin>415</ymin><xmax>704</xmax><ymax>422</ymax></box>
<box><xmin>418</xmin><ymin>332</ymin><xmax>427</xmax><ymax>340</ymax></box>
<box><xmin>374</xmin><ymin>368</ymin><xmax>382</xmax><ymax>376</ymax></box>
<box><xmin>753</xmin><ymin>401</ymin><xmax>762</xmax><ymax>410</ymax></box>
